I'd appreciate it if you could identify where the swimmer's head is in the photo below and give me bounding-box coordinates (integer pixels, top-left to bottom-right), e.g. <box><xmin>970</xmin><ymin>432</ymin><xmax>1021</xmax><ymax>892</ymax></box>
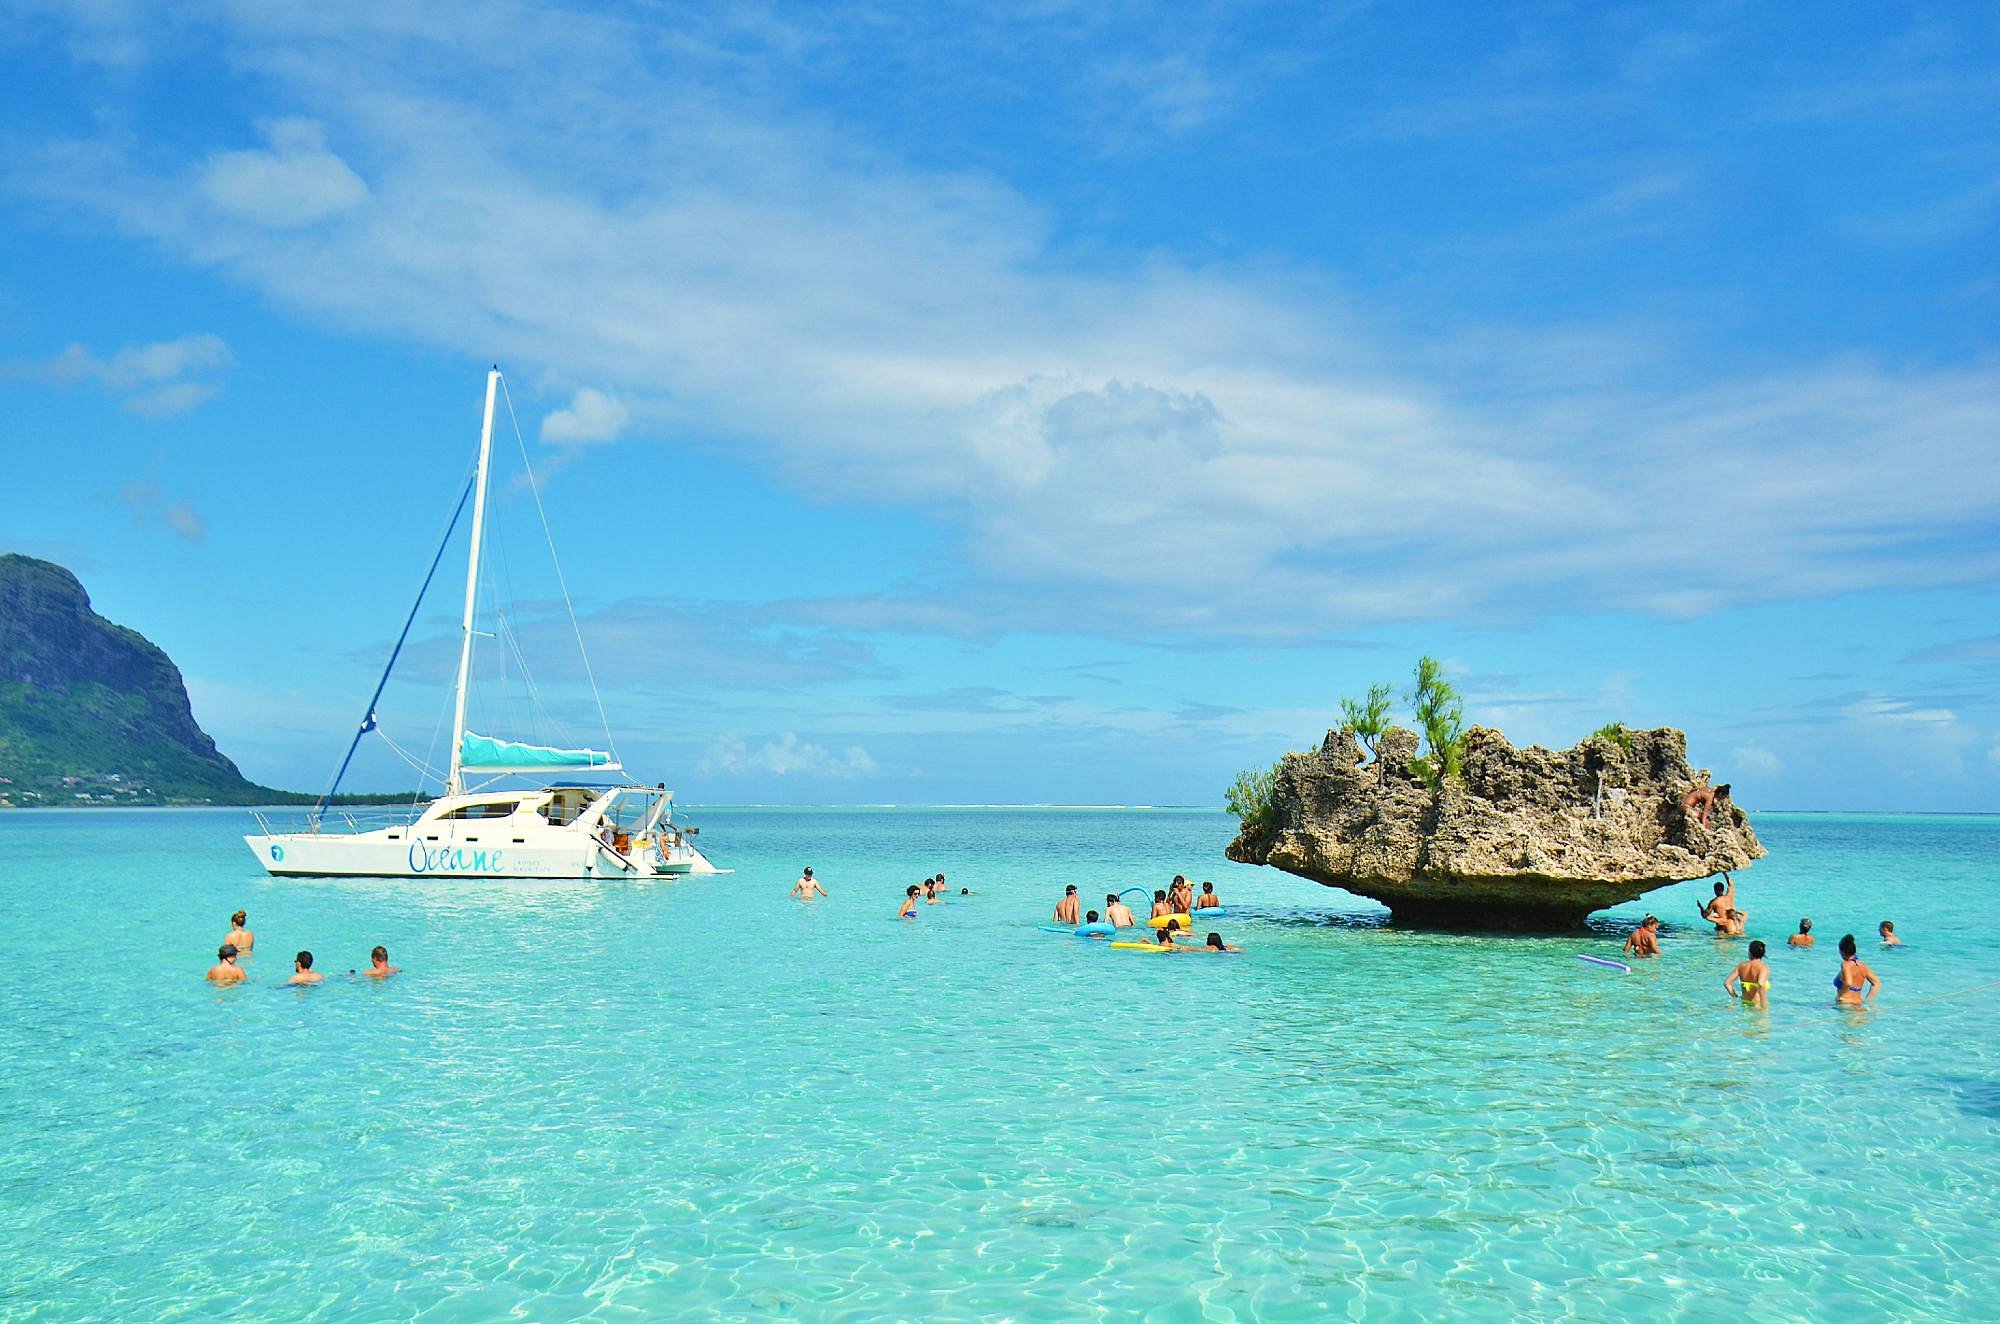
<box><xmin>295</xmin><ymin>950</ymin><xmax>313</xmax><ymax>970</ymax></box>
<box><xmin>370</xmin><ymin>945</ymin><xmax>388</xmax><ymax>964</ymax></box>
<box><xmin>1107</xmin><ymin>893</ymin><xmax>1119</xmax><ymax>904</ymax></box>
<box><xmin>1086</xmin><ymin>910</ymin><xmax>1100</xmax><ymax>923</ymax></box>
<box><xmin>1748</xmin><ymin>940</ymin><xmax>1766</xmax><ymax>959</ymax></box>
<box><xmin>1154</xmin><ymin>889</ymin><xmax>1166</xmax><ymax>901</ymax></box>
<box><xmin>1642</xmin><ymin>914</ymin><xmax>1658</xmax><ymax>929</ymax></box>
<box><xmin>1839</xmin><ymin>934</ymin><xmax>1858</xmax><ymax>959</ymax></box>
<box><xmin>1879</xmin><ymin>920</ymin><xmax>1894</xmax><ymax>935</ymax></box>
<box><xmin>1713</xmin><ymin>881</ymin><xmax>1727</xmax><ymax>896</ymax></box>
<box><xmin>218</xmin><ymin>943</ymin><xmax>237</xmax><ymax>961</ymax></box>
<box><xmin>1165</xmin><ymin>918</ymin><xmax>1181</xmax><ymax>932</ymax></box>
<box><xmin>960</xmin><ymin>888</ymin><xmax>969</xmax><ymax>895</ymax></box>
<box><xmin>1065</xmin><ymin>885</ymin><xmax>1076</xmax><ymax>895</ymax></box>
<box><xmin>1799</xmin><ymin>918</ymin><xmax>1812</xmax><ymax>933</ymax></box>
<box><xmin>907</xmin><ymin>885</ymin><xmax>920</xmax><ymax>897</ymax></box>
<box><xmin>1207</xmin><ymin>932</ymin><xmax>1224</xmax><ymax>949</ymax></box>
<box><xmin>231</xmin><ymin>909</ymin><xmax>247</xmax><ymax>927</ymax></box>
<box><xmin>1201</xmin><ymin>881</ymin><xmax>1214</xmax><ymax>893</ymax></box>
<box><xmin>803</xmin><ymin>867</ymin><xmax>812</xmax><ymax>877</ymax></box>
<box><xmin>936</xmin><ymin>873</ymin><xmax>945</xmax><ymax>882</ymax></box>
<box><xmin>1727</xmin><ymin>909</ymin><xmax>1743</xmax><ymax>920</ymax></box>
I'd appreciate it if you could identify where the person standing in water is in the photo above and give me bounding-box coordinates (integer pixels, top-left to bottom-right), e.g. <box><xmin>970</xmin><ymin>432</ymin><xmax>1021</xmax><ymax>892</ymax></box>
<box><xmin>225</xmin><ymin>910</ymin><xmax>254</xmax><ymax>953</ymax></box>
<box><xmin>1105</xmin><ymin>893</ymin><xmax>1136</xmax><ymax>927</ymax></box>
<box><xmin>206</xmin><ymin>943</ymin><xmax>246</xmax><ymax>985</ymax></box>
<box><xmin>1149</xmin><ymin>890</ymin><xmax>1171</xmax><ymax>920</ymax></box>
<box><xmin>1789</xmin><ymin>918</ymin><xmax>1815</xmax><ymax>948</ymax></box>
<box><xmin>1623</xmin><ymin>916</ymin><xmax>1661</xmax><ymax>958</ymax></box>
<box><xmin>1834</xmin><ymin>934</ymin><xmax>1879</xmax><ymax>1006</ymax></box>
<box><xmin>1879</xmin><ymin>920</ymin><xmax>1902</xmax><ymax>946</ymax></box>
<box><xmin>1725</xmin><ymin>940</ymin><xmax>1771</xmax><ymax>1007</ymax></box>
<box><xmin>792</xmin><ymin>868</ymin><xmax>827</xmax><ymax>900</ymax></box>
<box><xmin>1192</xmin><ymin>881</ymin><xmax>1221</xmax><ymax>911</ymax></box>
<box><xmin>1168</xmin><ymin>875</ymin><xmax>1193</xmax><ymax>914</ymax></box>
<box><xmin>288</xmin><ymin>951</ymin><xmax>323</xmax><ymax>986</ymax></box>
<box><xmin>360</xmin><ymin>946</ymin><xmax>399</xmax><ymax>979</ymax></box>
<box><xmin>1053</xmin><ymin>886</ymin><xmax>1081</xmax><ymax>924</ymax></box>
<box><xmin>1699</xmin><ymin>876</ymin><xmax>1738</xmax><ymax>933</ymax></box>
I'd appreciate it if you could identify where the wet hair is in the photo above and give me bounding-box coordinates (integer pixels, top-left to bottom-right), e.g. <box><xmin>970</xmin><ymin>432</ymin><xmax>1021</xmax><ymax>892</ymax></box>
<box><xmin>936</xmin><ymin>873</ymin><xmax>945</xmax><ymax>882</ymax></box>
<box><xmin>959</xmin><ymin>888</ymin><xmax>969</xmax><ymax>895</ymax></box>
<box><xmin>1207</xmin><ymin>932</ymin><xmax>1224</xmax><ymax>949</ymax></box>
<box><xmin>1799</xmin><ymin>918</ymin><xmax>1812</xmax><ymax>933</ymax></box>
<box><xmin>1879</xmin><ymin>920</ymin><xmax>1895</xmax><ymax>933</ymax></box>
<box><xmin>1107</xmin><ymin>893</ymin><xmax>1119</xmax><ymax>903</ymax></box>
<box><xmin>1200</xmin><ymin>881</ymin><xmax>1215</xmax><ymax>892</ymax></box>
<box><xmin>371</xmin><ymin>945</ymin><xmax>388</xmax><ymax>963</ymax></box>
<box><xmin>906</xmin><ymin>885</ymin><xmax>920</xmax><ymax>896</ymax></box>
<box><xmin>1086</xmin><ymin>910</ymin><xmax>1100</xmax><ymax>923</ymax></box>
<box><xmin>296</xmin><ymin>950</ymin><xmax>314</xmax><ymax>970</ymax></box>
<box><xmin>1713</xmin><ymin>881</ymin><xmax>1727</xmax><ymax>896</ymax></box>
<box><xmin>1839</xmin><ymin>934</ymin><xmax>1857</xmax><ymax>959</ymax></box>
<box><xmin>1642</xmin><ymin>914</ymin><xmax>1659</xmax><ymax>928</ymax></box>
<box><xmin>231</xmin><ymin>910</ymin><xmax>247</xmax><ymax>927</ymax></box>
<box><xmin>1165</xmin><ymin>918</ymin><xmax>1181</xmax><ymax>932</ymax></box>
<box><xmin>1748</xmin><ymin>940</ymin><xmax>1766</xmax><ymax>959</ymax></box>
<box><xmin>1173</xmin><ymin>875</ymin><xmax>1186</xmax><ymax>885</ymax></box>
<box><xmin>803</xmin><ymin>867</ymin><xmax>812</xmax><ymax>876</ymax></box>
<box><xmin>1154</xmin><ymin>889</ymin><xmax>1166</xmax><ymax>901</ymax></box>
<box><xmin>218</xmin><ymin>943</ymin><xmax>237</xmax><ymax>960</ymax></box>
<box><xmin>1064</xmin><ymin>885</ymin><xmax>1076</xmax><ymax>895</ymax></box>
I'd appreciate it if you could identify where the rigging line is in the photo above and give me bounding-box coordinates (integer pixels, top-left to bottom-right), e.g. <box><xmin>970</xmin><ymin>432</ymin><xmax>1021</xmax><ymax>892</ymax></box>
<box><xmin>498</xmin><ymin>374</ymin><xmax>619</xmax><ymax>766</ymax></box>
<box><xmin>376</xmin><ymin>725</ymin><xmax>447</xmax><ymax>782</ymax></box>
<box><xmin>317</xmin><ymin>469</ymin><xmax>478</xmax><ymax>813</ymax></box>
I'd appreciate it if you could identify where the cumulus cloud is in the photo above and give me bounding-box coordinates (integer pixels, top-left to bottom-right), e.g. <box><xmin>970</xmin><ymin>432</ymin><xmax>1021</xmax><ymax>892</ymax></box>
<box><xmin>15</xmin><ymin>4</ymin><xmax>2000</xmax><ymax>640</ymax></box>
<box><xmin>540</xmin><ymin>387</ymin><xmax>631</xmax><ymax>444</ymax></box>
<box><xmin>10</xmin><ymin>332</ymin><xmax>232</xmax><ymax>417</ymax></box>
<box><xmin>196</xmin><ymin>118</ymin><xmax>369</xmax><ymax>228</ymax></box>
<box><xmin>1729</xmin><ymin>744</ymin><xmax>1781</xmax><ymax>775</ymax></box>
<box><xmin>701</xmin><ymin>732</ymin><xmax>879</xmax><ymax>779</ymax></box>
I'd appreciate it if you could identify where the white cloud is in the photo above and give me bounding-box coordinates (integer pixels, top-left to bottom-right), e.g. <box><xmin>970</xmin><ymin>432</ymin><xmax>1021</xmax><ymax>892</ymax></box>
<box><xmin>11</xmin><ymin>332</ymin><xmax>232</xmax><ymax>417</ymax></box>
<box><xmin>700</xmin><ymin>732</ymin><xmax>879</xmax><ymax>779</ymax></box>
<box><xmin>196</xmin><ymin>118</ymin><xmax>369</xmax><ymax>228</ymax></box>
<box><xmin>540</xmin><ymin>387</ymin><xmax>631</xmax><ymax>444</ymax></box>
<box><xmin>15</xmin><ymin>5</ymin><xmax>2000</xmax><ymax>639</ymax></box>
<box><xmin>118</xmin><ymin>473</ymin><xmax>205</xmax><ymax>543</ymax></box>
<box><xmin>1729</xmin><ymin>744</ymin><xmax>1781</xmax><ymax>775</ymax></box>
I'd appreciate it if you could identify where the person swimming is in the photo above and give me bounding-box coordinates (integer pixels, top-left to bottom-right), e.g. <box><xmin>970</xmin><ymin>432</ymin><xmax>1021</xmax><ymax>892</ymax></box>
<box><xmin>1105</xmin><ymin>893</ymin><xmax>1136</xmax><ymax>927</ymax></box>
<box><xmin>1725</xmin><ymin>940</ymin><xmax>1770</xmax><ymax>1006</ymax></box>
<box><xmin>225</xmin><ymin>909</ymin><xmax>254</xmax><ymax>953</ymax></box>
<box><xmin>1788</xmin><ymin>918</ymin><xmax>1814</xmax><ymax>948</ymax></box>
<box><xmin>206</xmin><ymin>943</ymin><xmax>246</xmax><ymax>985</ymax></box>
<box><xmin>925</xmin><ymin>878</ymin><xmax>942</xmax><ymax>904</ymax></box>
<box><xmin>1623</xmin><ymin>915</ymin><xmax>1661</xmax><ymax>958</ymax></box>
<box><xmin>1879</xmin><ymin>920</ymin><xmax>1902</xmax><ymax>946</ymax></box>
<box><xmin>1053</xmin><ymin>886</ymin><xmax>1081</xmax><ymax>924</ymax></box>
<box><xmin>1149</xmin><ymin>890</ymin><xmax>1171</xmax><ymax>920</ymax></box>
<box><xmin>1834</xmin><ymin>934</ymin><xmax>1879</xmax><ymax>1006</ymax></box>
<box><xmin>1156</xmin><ymin>917</ymin><xmax>1185</xmax><ymax>947</ymax></box>
<box><xmin>1201</xmin><ymin>932</ymin><xmax>1241</xmax><ymax>952</ymax></box>
<box><xmin>792</xmin><ymin>868</ymin><xmax>828</xmax><ymax>901</ymax></box>
<box><xmin>1192</xmin><ymin>881</ymin><xmax>1221</xmax><ymax>911</ymax></box>
<box><xmin>288</xmin><ymin>951</ymin><xmax>323</xmax><ymax>986</ymax></box>
<box><xmin>899</xmin><ymin>886</ymin><xmax>919</xmax><ymax>919</ymax></box>
<box><xmin>361</xmin><ymin>945</ymin><xmax>399</xmax><ymax>979</ymax></box>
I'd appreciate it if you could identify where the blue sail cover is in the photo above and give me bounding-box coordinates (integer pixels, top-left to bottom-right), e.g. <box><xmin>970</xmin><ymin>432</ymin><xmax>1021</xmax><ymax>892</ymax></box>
<box><xmin>460</xmin><ymin>732</ymin><xmax>616</xmax><ymax>771</ymax></box>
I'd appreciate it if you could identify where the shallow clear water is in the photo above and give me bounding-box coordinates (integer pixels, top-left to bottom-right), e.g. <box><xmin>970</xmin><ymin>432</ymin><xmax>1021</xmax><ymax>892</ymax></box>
<box><xmin>1</xmin><ymin>807</ymin><xmax>1995</xmax><ymax>1320</ymax></box>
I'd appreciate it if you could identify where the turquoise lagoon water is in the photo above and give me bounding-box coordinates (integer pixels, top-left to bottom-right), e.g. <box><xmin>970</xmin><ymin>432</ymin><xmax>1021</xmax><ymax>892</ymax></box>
<box><xmin>1</xmin><ymin>807</ymin><xmax>1996</xmax><ymax>1321</ymax></box>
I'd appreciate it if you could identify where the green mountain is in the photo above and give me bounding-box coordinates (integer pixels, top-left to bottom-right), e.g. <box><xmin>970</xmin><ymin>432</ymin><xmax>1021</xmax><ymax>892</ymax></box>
<box><xmin>0</xmin><ymin>553</ymin><xmax>288</xmax><ymax>806</ymax></box>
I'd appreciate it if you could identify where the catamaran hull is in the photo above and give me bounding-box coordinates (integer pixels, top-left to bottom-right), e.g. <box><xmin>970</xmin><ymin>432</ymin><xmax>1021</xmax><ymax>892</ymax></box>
<box><xmin>244</xmin><ymin>834</ymin><xmax>718</xmax><ymax>880</ymax></box>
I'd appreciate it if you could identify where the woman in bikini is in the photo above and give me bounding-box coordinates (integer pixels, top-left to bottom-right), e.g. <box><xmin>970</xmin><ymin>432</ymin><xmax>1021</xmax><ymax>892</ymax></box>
<box><xmin>1834</xmin><ymin>933</ymin><xmax>1880</xmax><ymax>1007</ymax></box>
<box><xmin>1724</xmin><ymin>940</ymin><xmax>1770</xmax><ymax>1007</ymax></box>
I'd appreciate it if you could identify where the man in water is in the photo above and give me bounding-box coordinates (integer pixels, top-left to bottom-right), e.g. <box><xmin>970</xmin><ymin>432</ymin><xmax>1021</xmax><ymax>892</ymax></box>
<box><xmin>288</xmin><ymin>951</ymin><xmax>323</xmax><ymax>985</ymax></box>
<box><xmin>206</xmin><ymin>943</ymin><xmax>246</xmax><ymax>985</ymax></box>
<box><xmin>1788</xmin><ymin>918</ymin><xmax>1815</xmax><ymax>948</ymax></box>
<box><xmin>1149</xmin><ymin>889</ymin><xmax>1171</xmax><ymax>920</ymax></box>
<box><xmin>1879</xmin><ymin>920</ymin><xmax>1902</xmax><ymax>946</ymax></box>
<box><xmin>1053</xmin><ymin>885</ymin><xmax>1081</xmax><ymax>924</ymax></box>
<box><xmin>1724</xmin><ymin>940</ymin><xmax>1771</xmax><ymax>1007</ymax></box>
<box><xmin>1623</xmin><ymin>916</ymin><xmax>1661</xmax><ymax>958</ymax></box>
<box><xmin>226</xmin><ymin>909</ymin><xmax>254</xmax><ymax>953</ymax></box>
<box><xmin>792</xmin><ymin>867</ymin><xmax>827</xmax><ymax>900</ymax></box>
<box><xmin>1080</xmin><ymin>909</ymin><xmax>1111</xmax><ymax>940</ymax></box>
<box><xmin>1699</xmin><ymin>876</ymin><xmax>1739</xmax><ymax>933</ymax></box>
<box><xmin>361</xmin><ymin>945</ymin><xmax>399</xmax><ymax>979</ymax></box>
<box><xmin>1105</xmin><ymin>892</ymin><xmax>1136</xmax><ymax>927</ymax></box>
<box><xmin>1192</xmin><ymin>881</ymin><xmax>1222</xmax><ymax>911</ymax></box>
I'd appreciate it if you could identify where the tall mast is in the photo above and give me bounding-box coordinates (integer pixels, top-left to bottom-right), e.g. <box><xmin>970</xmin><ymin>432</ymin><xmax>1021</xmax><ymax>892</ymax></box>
<box><xmin>447</xmin><ymin>366</ymin><xmax>500</xmax><ymax>795</ymax></box>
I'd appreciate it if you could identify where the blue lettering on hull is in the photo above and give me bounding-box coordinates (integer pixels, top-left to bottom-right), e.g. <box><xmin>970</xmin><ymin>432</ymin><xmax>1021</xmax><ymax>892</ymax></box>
<box><xmin>406</xmin><ymin>842</ymin><xmax>507</xmax><ymax>874</ymax></box>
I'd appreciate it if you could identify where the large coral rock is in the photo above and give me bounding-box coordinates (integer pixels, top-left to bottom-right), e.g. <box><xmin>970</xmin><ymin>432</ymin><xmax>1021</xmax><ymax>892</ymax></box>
<box><xmin>1226</xmin><ymin>724</ymin><xmax>1763</xmax><ymax>930</ymax></box>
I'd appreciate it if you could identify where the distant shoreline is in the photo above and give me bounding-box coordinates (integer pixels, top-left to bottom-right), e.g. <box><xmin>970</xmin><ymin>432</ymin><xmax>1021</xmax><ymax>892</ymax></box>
<box><xmin>2</xmin><ymin>802</ymin><xmax>1994</xmax><ymax>818</ymax></box>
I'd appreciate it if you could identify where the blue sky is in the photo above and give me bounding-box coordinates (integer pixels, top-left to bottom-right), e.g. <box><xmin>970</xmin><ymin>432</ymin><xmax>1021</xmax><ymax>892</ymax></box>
<box><xmin>1</xmin><ymin>1</ymin><xmax>1996</xmax><ymax>809</ymax></box>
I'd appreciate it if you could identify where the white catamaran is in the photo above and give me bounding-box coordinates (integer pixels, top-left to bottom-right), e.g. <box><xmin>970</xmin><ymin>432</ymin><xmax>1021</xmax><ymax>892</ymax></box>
<box><xmin>246</xmin><ymin>368</ymin><xmax>717</xmax><ymax>880</ymax></box>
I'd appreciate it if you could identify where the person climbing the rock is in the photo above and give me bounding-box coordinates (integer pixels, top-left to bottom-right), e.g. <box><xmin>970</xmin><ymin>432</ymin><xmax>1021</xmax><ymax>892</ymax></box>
<box><xmin>1680</xmin><ymin>778</ymin><xmax>1732</xmax><ymax>829</ymax></box>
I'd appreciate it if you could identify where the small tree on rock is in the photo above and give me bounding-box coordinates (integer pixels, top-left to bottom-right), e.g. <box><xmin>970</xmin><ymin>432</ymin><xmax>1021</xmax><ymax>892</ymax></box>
<box><xmin>1407</xmin><ymin>655</ymin><xmax>1466</xmax><ymax>789</ymax></box>
<box><xmin>1338</xmin><ymin>682</ymin><xmax>1395</xmax><ymax>755</ymax></box>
